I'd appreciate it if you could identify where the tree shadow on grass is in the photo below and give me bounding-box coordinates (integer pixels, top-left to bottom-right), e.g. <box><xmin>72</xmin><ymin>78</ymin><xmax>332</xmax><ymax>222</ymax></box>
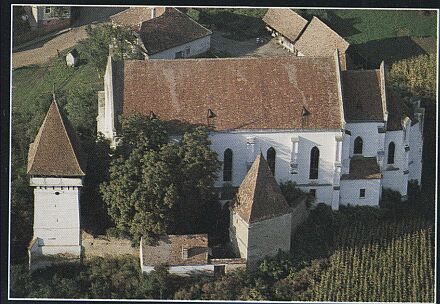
<box><xmin>352</xmin><ymin>36</ymin><xmax>427</xmax><ymax>69</ymax></box>
<box><xmin>297</xmin><ymin>10</ymin><xmax>361</xmax><ymax>38</ymax></box>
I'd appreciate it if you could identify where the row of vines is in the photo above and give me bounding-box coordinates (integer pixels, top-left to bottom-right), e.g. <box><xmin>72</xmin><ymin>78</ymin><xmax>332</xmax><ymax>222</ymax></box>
<box><xmin>309</xmin><ymin>219</ymin><xmax>434</xmax><ymax>302</ymax></box>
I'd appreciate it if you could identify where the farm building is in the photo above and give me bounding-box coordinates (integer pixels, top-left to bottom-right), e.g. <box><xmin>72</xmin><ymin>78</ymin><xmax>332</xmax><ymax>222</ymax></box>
<box><xmin>23</xmin><ymin>6</ymin><xmax>72</xmax><ymax>31</ymax></box>
<box><xmin>111</xmin><ymin>7</ymin><xmax>212</xmax><ymax>59</ymax></box>
<box><xmin>263</xmin><ymin>9</ymin><xmax>352</xmax><ymax>69</ymax></box>
<box><xmin>110</xmin><ymin>6</ymin><xmax>167</xmax><ymax>30</ymax></box>
<box><xmin>65</xmin><ymin>48</ymin><xmax>79</xmax><ymax>67</ymax></box>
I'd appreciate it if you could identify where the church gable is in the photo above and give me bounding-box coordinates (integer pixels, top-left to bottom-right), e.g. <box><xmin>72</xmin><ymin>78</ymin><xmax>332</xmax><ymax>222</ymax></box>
<box><xmin>27</xmin><ymin>100</ymin><xmax>86</xmax><ymax>176</ymax></box>
<box><xmin>232</xmin><ymin>154</ymin><xmax>290</xmax><ymax>224</ymax></box>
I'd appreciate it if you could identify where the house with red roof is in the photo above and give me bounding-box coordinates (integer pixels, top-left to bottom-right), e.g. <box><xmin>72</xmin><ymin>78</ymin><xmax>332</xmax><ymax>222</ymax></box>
<box><xmin>111</xmin><ymin>7</ymin><xmax>212</xmax><ymax>59</ymax></box>
<box><xmin>263</xmin><ymin>9</ymin><xmax>352</xmax><ymax>69</ymax></box>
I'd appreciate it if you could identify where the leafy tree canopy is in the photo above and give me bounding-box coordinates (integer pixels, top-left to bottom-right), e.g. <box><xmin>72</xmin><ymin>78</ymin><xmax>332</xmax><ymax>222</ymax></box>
<box><xmin>77</xmin><ymin>24</ymin><xmax>141</xmax><ymax>74</ymax></box>
<box><xmin>100</xmin><ymin>114</ymin><xmax>221</xmax><ymax>243</ymax></box>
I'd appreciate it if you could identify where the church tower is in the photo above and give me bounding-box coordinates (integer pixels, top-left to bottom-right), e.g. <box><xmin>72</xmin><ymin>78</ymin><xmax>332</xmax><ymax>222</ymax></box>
<box><xmin>229</xmin><ymin>153</ymin><xmax>291</xmax><ymax>270</ymax></box>
<box><xmin>27</xmin><ymin>100</ymin><xmax>86</xmax><ymax>260</ymax></box>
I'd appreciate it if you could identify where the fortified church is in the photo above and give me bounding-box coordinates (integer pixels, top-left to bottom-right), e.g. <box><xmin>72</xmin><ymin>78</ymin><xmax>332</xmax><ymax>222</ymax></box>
<box><xmin>26</xmin><ymin>7</ymin><xmax>425</xmax><ymax>273</ymax></box>
<box><xmin>98</xmin><ymin>53</ymin><xmax>424</xmax><ymax>209</ymax></box>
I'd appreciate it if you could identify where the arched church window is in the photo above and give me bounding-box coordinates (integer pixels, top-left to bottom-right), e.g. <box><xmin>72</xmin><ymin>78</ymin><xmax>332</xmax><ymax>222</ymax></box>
<box><xmin>223</xmin><ymin>149</ymin><xmax>233</xmax><ymax>181</ymax></box>
<box><xmin>354</xmin><ymin>136</ymin><xmax>363</xmax><ymax>154</ymax></box>
<box><xmin>387</xmin><ymin>142</ymin><xmax>395</xmax><ymax>164</ymax></box>
<box><xmin>267</xmin><ymin>147</ymin><xmax>276</xmax><ymax>175</ymax></box>
<box><xmin>309</xmin><ymin>146</ymin><xmax>320</xmax><ymax>179</ymax></box>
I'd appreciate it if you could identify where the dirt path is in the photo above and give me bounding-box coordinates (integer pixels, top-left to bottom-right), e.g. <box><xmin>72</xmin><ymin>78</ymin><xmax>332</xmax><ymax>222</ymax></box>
<box><xmin>12</xmin><ymin>26</ymin><xmax>88</xmax><ymax>68</ymax></box>
<box><xmin>12</xmin><ymin>7</ymin><xmax>126</xmax><ymax>69</ymax></box>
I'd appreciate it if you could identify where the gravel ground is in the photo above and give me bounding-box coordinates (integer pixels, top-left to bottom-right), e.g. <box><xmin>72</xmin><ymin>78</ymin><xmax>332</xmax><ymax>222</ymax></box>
<box><xmin>211</xmin><ymin>30</ymin><xmax>296</xmax><ymax>58</ymax></box>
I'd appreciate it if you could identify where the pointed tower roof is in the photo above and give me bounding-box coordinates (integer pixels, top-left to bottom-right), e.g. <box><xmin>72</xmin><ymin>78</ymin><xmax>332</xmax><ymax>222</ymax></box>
<box><xmin>27</xmin><ymin>100</ymin><xmax>86</xmax><ymax>176</ymax></box>
<box><xmin>232</xmin><ymin>153</ymin><xmax>290</xmax><ymax>224</ymax></box>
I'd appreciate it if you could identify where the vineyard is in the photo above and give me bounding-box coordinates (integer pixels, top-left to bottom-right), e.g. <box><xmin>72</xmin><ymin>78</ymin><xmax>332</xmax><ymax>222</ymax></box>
<box><xmin>309</xmin><ymin>218</ymin><xmax>434</xmax><ymax>302</ymax></box>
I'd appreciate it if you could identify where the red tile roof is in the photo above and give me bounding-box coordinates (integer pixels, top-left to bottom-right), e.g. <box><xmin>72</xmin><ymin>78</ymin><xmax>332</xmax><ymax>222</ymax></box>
<box><xmin>27</xmin><ymin>100</ymin><xmax>86</xmax><ymax>176</ymax></box>
<box><xmin>295</xmin><ymin>17</ymin><xmax>350</xmax><ymax>56</ymax></box>
<box><xmin>232</xmin><ymin>154</ymin><xmax>290</xmax><ymax>224</ymax></box>
<box><xmin>142</xmin><ymin>234</ymin><xmax>208</xmax><ymax>266</ymax></box>
<box><xmin>341</xmin><ymin>69</ymin><xmax>385</xmax><ymax>122</ymax></box>
<box><xmin>110</xmin><ymin>6</ymin><xmax>166</xmax><ymax>31</ymax></box>
<box><xmin>341</xmin><ymin>156</ymin><xmax>381</xmax><ymax>180</ymax></box>
<box><xmin>139</xmin><ymin>8</ymin><xmax>212</xmax><ymax>55</ymax></box>
<box><xmin>118</xmin><ymin>56</ymin><xmax>344</xmax><ymax>130</ymax></box>
<box><xmin>262</xmin><ymin>8</ymin><xmax>308</xmax><ymax>42</ymax></box>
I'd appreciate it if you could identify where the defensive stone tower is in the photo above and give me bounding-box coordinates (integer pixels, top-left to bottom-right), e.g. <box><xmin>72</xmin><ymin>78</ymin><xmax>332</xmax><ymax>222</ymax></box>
<box><xmin>27</xmin><ymin>100</ymin><xmax>86</xmax><ymax>267</ymax></box>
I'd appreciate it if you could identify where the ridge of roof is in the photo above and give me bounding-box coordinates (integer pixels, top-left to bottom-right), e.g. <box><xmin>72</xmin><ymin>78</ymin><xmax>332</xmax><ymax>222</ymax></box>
<box><xmin>139</xmin><ymin>8</ymin><xmax>211</xmax><ymax>55</ymax></box>
<box><xmin>232</xmin><ymin>154</ymin><xmax>290</xmax><ymax>224</ymax></box>
<box><xmin>262</xmin><ymin>8</ymin><xmax>308</xmax><ymax>42</ymax></box>
<box><xmin>119</xmin><ymin>56</ymin><xmax>343</xmax><ymax>130</ymax></box>
<box><xmin>27</xmin><ymin>100</ymin><xmax>86</xmax><ymax>176</ymax></box>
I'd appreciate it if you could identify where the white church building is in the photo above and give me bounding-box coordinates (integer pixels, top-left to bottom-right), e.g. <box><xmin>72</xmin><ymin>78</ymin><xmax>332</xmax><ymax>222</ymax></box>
<box><xmin>97</xmin><ymin>53</ymin><xmax>424</xmax><ymax>210</ymax></box>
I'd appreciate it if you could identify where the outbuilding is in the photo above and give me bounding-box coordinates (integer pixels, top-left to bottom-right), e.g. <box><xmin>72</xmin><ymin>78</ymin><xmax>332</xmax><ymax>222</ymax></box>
<box><xmin>66</xmin><ymin>48</ymin><xmax>79</xmax><ymax>67</ymax></box>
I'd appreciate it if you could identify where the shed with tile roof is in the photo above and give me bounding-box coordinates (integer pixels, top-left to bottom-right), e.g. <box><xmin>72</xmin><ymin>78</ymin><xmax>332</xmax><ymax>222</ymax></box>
<box><xmin>263</xmin><ymin>8</ymin><xmax>308</xmax><ymax>43</ymax></box>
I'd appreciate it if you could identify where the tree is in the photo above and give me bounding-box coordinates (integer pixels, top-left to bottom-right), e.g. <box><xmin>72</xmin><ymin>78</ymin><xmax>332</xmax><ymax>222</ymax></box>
<box><xmin>64</xmin><ymin>86</ymin><xmax>98</xmax><ymax>139</ymax></box>
<box><xmin>389</xmin><ymin>54</ymin><xmax>436</xmax><ymax>100</ymax></box>
<box><xmin>100</xmin><ymin>114</ymin><xmax>221</xmax><ymax>243</ymax></box>
<box><xmin>77</xmin><ymin>24</ymin><xmax>140</xmax><ymax>75</ymax></box>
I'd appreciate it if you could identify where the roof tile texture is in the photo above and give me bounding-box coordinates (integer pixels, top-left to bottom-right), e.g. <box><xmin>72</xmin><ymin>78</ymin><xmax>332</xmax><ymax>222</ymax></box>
<box><xmin>232</xmin><ymin>154</ymin><xmax>290</xmax><ymax>224</ymax></box>
<box><xmin>119</xmin><ymin>56</ymin><xmax>343</xmax><ymax>130</ymax></box>
<box><xmin>139</xmin><ymin>8</ymin><xmax>212</xmax><ymax>55</ymax></box>
<box><xmin>341</xmin><ymin>156</ymin><xmax>381</xmax><ymax>180</ymax></box>
<box><xmin>342</xmin><ymin>70</ymin><xmax>384</xmax><ymax>122</ymax></box>
<box><xmin>262</xmin><ymin>8</ymin><xmax>308</xmax><ymax>42</ymax></box>
<box><xmin>142</xmin><ymin>234</ymin><xmax>208</xmax><ymax>266</ymax></box>
<box><xmin>295</xmin><ymin>17</ymin><xmax>350</xmax><ymax>56</ymax></box>
<box><xmin>27</xmin><ymin>101</ymin><xmax>86</xmax><ymax>176</ymax></box>
<box><xmin>110</xmin><ymin>6</ymin><xmax>166</xmax><ymax>30</ymax></box>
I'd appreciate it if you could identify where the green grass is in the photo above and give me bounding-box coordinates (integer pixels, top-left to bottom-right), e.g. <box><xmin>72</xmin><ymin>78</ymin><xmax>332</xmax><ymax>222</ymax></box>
<box><xmin>297</xmin><ymin>9</ymin><xmax>437</xmax><ymax>67</ymax></box>
<box><xmin>329</xmin><ymin>10</ymin><xmax>437</xmax><ymax>44</ymax></box>
<box><xmin>12</xmin><ymin>53</ymin><xmax>102</xmax><ymax>141</ymax></box>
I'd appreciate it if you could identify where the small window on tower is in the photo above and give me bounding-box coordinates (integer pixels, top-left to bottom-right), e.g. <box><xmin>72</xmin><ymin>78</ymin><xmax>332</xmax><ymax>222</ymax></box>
<box><xmin>360</xmin><ymin>189</ymin><xmax>366</xmax><ymax>198</ymax></box>
<box><xmin>55</xmin><ymin>192</ymin><xmax>60</xmax><ymax>195</ymax></box>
